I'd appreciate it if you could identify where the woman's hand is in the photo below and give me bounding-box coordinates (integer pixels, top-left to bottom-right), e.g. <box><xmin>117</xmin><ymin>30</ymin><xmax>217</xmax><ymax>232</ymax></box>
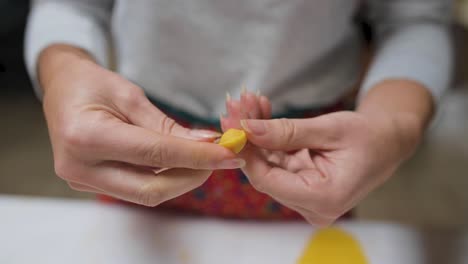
<box><xmin>39</xmin><ymin>44</ymin><xmax>244</xmax><ymax>206</ymax></box>
<box><xmin>222</xmin><ymin>82</ymin><xmax>432</xmax><ymax>226</ymax></box>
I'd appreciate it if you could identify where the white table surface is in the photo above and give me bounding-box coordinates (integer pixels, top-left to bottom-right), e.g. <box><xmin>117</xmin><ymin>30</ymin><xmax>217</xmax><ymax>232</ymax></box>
<box><xmin>0</xmin><ymin>195</ymin><xmax>466</xmax><ymax>264</ymax></box>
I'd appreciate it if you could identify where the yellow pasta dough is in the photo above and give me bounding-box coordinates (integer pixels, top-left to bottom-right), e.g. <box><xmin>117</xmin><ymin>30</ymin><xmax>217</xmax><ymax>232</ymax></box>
<box><xmin>218</xmin><ymin>129</ymin><xmax>247</xmax><ymax>154</ymax></box>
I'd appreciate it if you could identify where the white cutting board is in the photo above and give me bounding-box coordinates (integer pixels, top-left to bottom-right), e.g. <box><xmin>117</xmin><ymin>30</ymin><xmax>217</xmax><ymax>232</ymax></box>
<box><xmin>0</xmin><ymin>195</ymin><xmax>452</xmax><ymax>264</ymax></box>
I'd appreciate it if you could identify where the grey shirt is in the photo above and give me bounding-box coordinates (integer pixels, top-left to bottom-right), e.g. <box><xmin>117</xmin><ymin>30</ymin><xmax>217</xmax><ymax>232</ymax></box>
<box><xmin>25</xmin><ymin>0</ymin><xmax>453</xmax><ymax>119</ymax></box>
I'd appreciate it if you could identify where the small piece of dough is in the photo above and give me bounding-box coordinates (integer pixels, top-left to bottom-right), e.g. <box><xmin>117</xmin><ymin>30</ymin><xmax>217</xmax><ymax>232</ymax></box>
<box><xmin>218</xmin><ymin>129</ymin><xmax>247</xmax><ymax>154</ymax></box>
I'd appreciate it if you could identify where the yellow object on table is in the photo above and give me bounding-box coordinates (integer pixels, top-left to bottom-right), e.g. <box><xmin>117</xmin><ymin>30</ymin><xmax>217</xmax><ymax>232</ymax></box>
<box><xmin>218</xmin><ymin>129</ymin><xmax>247</xmax><ymax>154</ymax></box>
<box><xmin>298</xmin><ymin>227</ymin><xmax>368</xmax><ymax>264</ymax></box>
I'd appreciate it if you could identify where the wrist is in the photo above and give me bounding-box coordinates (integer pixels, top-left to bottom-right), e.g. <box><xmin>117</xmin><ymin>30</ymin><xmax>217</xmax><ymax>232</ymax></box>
<box><xmin>38</xmin><ymin>44</ymin><xmax>95</xmax><ymax>94</ymax></box>
<box><xmin>357</xmin><ymin>79</ymin><xmax>434</xmax><ymax>161</ymax></box>
<box><xmin>368</xmin><ymin>111</ymin><xmax>424</xmax><ymax>162</ymax></box>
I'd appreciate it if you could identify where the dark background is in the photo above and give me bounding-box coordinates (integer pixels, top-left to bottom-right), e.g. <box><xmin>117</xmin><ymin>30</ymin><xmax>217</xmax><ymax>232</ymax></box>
<box><xmin>0</xmin><ymin>0</ymin><xmax>92</xmax><ymax>199</ymax></box>
<box><xmin>0</xmin><ymin>0</ymin><xmax>31</xmax><ymax>95</ymax></box>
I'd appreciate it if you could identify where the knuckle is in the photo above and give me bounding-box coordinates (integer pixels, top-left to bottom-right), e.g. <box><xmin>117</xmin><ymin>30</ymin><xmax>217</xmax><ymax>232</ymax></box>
<box><xmin>302</xmin><ymin>210</ymin><xmax>337</xmax><ymax>227</ymax></box>
<box><xmin>142</xmin><ymin>140</ymin><xmax>166</xmax><ymax>166</ymax></box>
<box><xmin>158</xmin><ymin>115</ymin><xmax>178</xmax><ymax>134</ymax></box>
<box><xmin>135</xmin><ymin>182</ymin><xmax>164</xmax><ymax>207</ymax></box>
<box><xmin>316</xmin><ymin>190</ymin><xmax>347</xmax><ymax>218</ymax></box>
<box><xmin>60</xmin><ymin>119</ymin><xmax>99</xmax><ymax>151</ymax></box>
<box><xmin>61</xmin><ymin>122</ymin><xmax>86</xmax><ymax>148</ymax></box>
<box><xmin>116</xmin><ymin>86</ymin><xmax>145</xmax><ymax>111</ymax></box>
<box><xmin>53</xmin><ymin>158</ymin><xmax>65</xmax><ymax>179</ymax></box>
<box><xmin>189</xmin><ymin>146</ymin><xmax>206</xmax><ymax>168</ymax></box>
<box><xmin>53</xmin><ymin>158</ymin><xmax>81</xmax><ymax>182</ymax></box>
<box><xmin>278</xmin><ymin>118</ymin><xmax>297</xmax><ymax>145</ymax></box>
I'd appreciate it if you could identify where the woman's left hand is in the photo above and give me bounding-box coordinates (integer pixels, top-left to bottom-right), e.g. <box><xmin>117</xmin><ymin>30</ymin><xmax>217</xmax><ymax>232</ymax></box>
<box><xmin>221</xmin><ymin>87</ymin><xmax>426</xmax><ymax>226</ymax></box>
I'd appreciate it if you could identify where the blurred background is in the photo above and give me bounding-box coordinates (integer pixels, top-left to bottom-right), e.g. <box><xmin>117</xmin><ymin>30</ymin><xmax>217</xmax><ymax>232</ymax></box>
<box><xmin>0</xmin><ymin>0</ymin><xmax>467</xmax><ymax>230</ymax></box>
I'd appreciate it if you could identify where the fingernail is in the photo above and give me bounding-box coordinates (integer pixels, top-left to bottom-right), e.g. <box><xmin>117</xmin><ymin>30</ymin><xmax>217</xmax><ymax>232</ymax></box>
<box><xmin>189</xmin><ymin>129</ymin><xmax>222</xmax><ymax>139</ymax></box>
<box><xmin>217</xmin><ymin>158</ymin><xmax>246</xmax><ymax>169</ymax></box>
<box><xmin>226</xmin><ymin>92</ymin><xmax>231</xmax><ymax>102</ymax></box>
<box><xmin>240</xmin><ymin>120</ymin><xmax>266</xmax><ymax>135</ymax></box>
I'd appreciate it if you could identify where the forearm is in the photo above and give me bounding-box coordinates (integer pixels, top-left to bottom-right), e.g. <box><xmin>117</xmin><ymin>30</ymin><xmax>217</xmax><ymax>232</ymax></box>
<box><xmin>25</xmin><ymin>0</ymin><xmax>113</xmax><ymax>98</ymax></box>
<box><xmin>361</xmin><ymin>0</ymin><xmax>453</xmax><ymax>103</ymax></box>
<box><xmin>357</xmin><ymin>79</ymin><xmax>434</xmax><ymax>160</ymax></box>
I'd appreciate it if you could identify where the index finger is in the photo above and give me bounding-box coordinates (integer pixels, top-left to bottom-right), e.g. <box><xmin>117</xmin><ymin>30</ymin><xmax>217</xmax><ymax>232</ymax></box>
<box><xmin>87</xmin><ymin>122</ymin><xmax>245</xmax><ymax>170</ymax></box>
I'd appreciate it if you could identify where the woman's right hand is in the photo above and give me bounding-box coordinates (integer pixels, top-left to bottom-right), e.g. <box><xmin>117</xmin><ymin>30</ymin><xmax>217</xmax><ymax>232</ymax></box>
<box><xmin>38</xmin><ymin>44</ymin><xmax>244</xmax><ymax>206</ymax></box>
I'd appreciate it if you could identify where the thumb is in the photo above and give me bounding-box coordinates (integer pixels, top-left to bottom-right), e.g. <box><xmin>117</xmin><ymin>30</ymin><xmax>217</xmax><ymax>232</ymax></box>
<box><xmin>240</xmin><ymin>117</ymin><xmax>341</xmax><ymax>151</ymax></box>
